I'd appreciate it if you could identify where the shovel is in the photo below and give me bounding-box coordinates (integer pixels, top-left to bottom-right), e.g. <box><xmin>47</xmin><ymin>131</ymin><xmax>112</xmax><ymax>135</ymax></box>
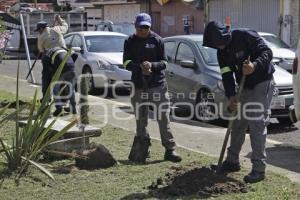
<box><xmin>25</xmin><ymin>52</ymin><xmax>41</xmax><ymax>80</ymax></box>
<box><xmin>214</xmin><ymin>56</ymin><xmax>250</xmax><ymax>174</ymax></box>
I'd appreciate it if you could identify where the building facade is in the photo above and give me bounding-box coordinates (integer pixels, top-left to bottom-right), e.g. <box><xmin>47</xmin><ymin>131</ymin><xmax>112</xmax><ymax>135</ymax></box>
<box><xmin>208</xmin><ymin>0</ymin><xmax>300</xmax><ymax>48</ymax></box>
<box><xmin>150</xmin><ymin>0</ymin><xmax>204</xmax><ymax>37</ymax></box>
<box><xmin>56</xmin><ymin>0</ymin><xmax>148</xmax><ymax>30</ymax></box>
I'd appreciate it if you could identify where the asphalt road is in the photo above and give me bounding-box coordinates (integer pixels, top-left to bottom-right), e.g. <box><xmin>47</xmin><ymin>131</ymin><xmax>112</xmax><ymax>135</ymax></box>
<box><xmin>1</xmin><ymin>59</ymin><xmax>300</xmax><ymax>147</ymax></box>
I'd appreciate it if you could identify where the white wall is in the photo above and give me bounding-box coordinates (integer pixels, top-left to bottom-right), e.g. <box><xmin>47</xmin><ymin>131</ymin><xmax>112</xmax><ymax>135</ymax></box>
<box><xmin>104</xmin><ymin>4</ymin><xmax>140</xmax><ymax>23</ymax></box>
<box><xmin>209</xmin><ymin>0</ymin><xmax>280</xmax><ymax>35</ymax></box>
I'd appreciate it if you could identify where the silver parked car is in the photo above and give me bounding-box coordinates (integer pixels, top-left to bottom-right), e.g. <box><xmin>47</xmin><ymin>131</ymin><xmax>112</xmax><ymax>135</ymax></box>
<box><xmin>163</xmin><ymin>35</ymin><xmax>294</xmax><ymax>125</ymax></box>
<box><xmin>64</xmin><ymin>31</ymin><xmax>131</xmax><ymax>93</ymax></box>
<box><xmin>259</xmin><ymin>32</ymin><xmax>295</xmax><ymax>73</ymax></box>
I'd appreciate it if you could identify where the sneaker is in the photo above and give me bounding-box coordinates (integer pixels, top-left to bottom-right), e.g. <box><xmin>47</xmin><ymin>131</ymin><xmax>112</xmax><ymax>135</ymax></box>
<box><xmin>219</xmin><ymin>160</ymin><xmax>241</xmax><ymax>173</ymax></box>
<box><xmin>53</xmin><ymin>108</ymin><xmax>63</xmax><ymax>117</ymax></box>
<box><xmin>164</xmin><ymin>150</ymin><xmax>182</xmax><ymax>163</ymax></box>
<box><xmin>244</xmin><ymin>170</ymin><xmax>265</xmax><ymax>183</ymax></box>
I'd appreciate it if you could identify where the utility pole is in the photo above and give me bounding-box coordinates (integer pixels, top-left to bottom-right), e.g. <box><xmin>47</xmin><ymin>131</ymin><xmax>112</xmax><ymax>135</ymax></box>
<box><xmin>204</xmin><ymin>0</ymin><xmax>209</xmax><ymax>27</ymax></box>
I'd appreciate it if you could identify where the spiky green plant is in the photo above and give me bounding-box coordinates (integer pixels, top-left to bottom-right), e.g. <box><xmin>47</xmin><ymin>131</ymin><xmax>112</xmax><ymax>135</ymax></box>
<box><xmin>0</xmin><ymin>48</ymin><xmax>77</xmax><ymax>181</ymax></box>
<box><xmin>0</xmin><ymin>17</ymin><xmax>9</xmax><ymax>61</ymax></box>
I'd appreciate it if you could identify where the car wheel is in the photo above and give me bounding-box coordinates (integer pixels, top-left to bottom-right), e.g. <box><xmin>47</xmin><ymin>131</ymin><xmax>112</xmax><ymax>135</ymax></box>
<box><xmin>195</xmin><ymin>90</ymin><xmax>219</xmax><ymax>123</ymax></box>
<box><xmin>82</xmin><ymin>67</ymin><xmax>95</xmax><ymax>94</ymax></box>
<box><xmin>277</xmin><ymin>117</ymin><xmax>294</xmax><ymax>126</ymax></box>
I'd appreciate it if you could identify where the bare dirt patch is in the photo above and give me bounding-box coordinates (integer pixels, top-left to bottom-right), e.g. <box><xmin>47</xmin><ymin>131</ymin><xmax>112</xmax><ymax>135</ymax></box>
<box><xmin>148</xmin><ymin>164</ymin><xmax>250</xmax><ymax>198</ymax></box>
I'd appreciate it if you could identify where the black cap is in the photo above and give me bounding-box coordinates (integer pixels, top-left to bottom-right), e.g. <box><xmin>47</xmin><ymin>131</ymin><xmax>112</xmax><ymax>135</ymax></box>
<box><xmin>34</xmin><ymin>21</ymin><xmax>48</xmax><ymax>32</ymax></box>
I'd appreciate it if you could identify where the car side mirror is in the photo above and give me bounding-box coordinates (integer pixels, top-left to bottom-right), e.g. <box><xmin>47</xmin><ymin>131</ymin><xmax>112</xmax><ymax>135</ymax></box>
<box><xmin>180</xmin><ymin>60</ymin><xmax>195</xmax><ymax>69</ymax></box>
<box><xmin>72</xmin><ymin>46</ymin><xmax>83</xmax><ymax>54</ymax></box>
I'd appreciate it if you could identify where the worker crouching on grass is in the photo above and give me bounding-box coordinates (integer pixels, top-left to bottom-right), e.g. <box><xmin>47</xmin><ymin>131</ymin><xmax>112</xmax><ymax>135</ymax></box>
<box><xmin>203</xmin><ymin>21</ymin><xmax>275</xmax><ymax>183</ymax></box>
<box><xmin>42</xmin><ymin>47</ymin><xmax>77</xmax><ymax>116</ymax></box>
<box><xmin>123</xmin><ymin>13</ymin><xmax>182</xmax><ymax>163</ymax></box>
<box><xmin>35</xmin><ymin>15</ymin><xmax>68</xmax><ymax>100</ymax></box>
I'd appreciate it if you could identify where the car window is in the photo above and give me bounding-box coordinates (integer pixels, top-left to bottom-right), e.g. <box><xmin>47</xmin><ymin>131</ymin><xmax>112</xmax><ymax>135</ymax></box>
<box><xmin>64</xmin><ymin>35</ymin><xmax>73</xmax><ymax>47</ymax></box>
<box><xmin>103</xmin><ymin>25</ymin><xmax>110</xmax><ymax>31</ymax></box>
<box><xmin>164</xmin><ymin>41</ymin><xmax>176</xmax><ymax>61</ymax></box>
<box><xmin>196</xmin><ymin>41</ymin><xmax>219</xmax><ymax>66</ymax></box>
<box><xmin>71</xmin><ymin>35</ymin><xmax>83</xmax><ymax>48</ymax></box>
<box><xmin>175</xmin><ymin>42</ymin><xmax>195</xmax><ymax>64</ymax></box>
<box><xmin>85</xmin><ymin>35</ymin><xmax>126</xmax><ymax>52</ymax></box>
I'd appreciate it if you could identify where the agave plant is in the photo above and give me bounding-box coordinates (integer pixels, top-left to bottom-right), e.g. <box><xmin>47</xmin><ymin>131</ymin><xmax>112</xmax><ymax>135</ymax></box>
<box><xmin>0</xmin><ymin>48</ymin><xmax>77</xmax><ymax>181</ymax></box>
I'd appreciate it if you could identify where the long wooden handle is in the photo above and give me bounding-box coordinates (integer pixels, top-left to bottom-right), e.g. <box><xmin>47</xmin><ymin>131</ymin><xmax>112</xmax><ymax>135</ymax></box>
<box><xmin>25</xmin><ymin>53</ymin><xmax>40</xmax><ymax>80</ymax></box>
<box><xmin>217</xmin><ymin>75</ymin><xmax>246</xmax><ymax>173</ymax></box>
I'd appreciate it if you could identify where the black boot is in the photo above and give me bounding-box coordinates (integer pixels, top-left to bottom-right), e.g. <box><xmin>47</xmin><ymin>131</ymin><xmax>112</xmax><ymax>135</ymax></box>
<box><xmin>72</xmin><ymin>107</ymin><xmax>77</xmax><ymax>114</ymax></box>
<box><xmin>164</xmin><ymin>149</ymin><xmax>182</xmax><ymax>163</ymax></box>
<box><xmin>53</xmin><ymin>107</ymin><xmax>63</xmax><ymax>117</ymax></box>
<box><xmin>64</xmin><ymin>106</ymin><xmax>71</xmax><ymax>113</ymax></box>
<box><xmin>244</xmin><ymin>170</ymin><xmax>265</xmax><ymax>183</ymax></box>
<box><xmin>64</xmin><ymin>106</ymin><xmax>77</xmax><ymax>114</ymax></box>
<box><xmin>128</xmin><ymin>136</ymin><xmax>151</xmax><ymax>163</ymax></box>
<box><xmin>219</xmin><ymin>160</ymin><xmax>241</xmax><ymax>173</ymax></box>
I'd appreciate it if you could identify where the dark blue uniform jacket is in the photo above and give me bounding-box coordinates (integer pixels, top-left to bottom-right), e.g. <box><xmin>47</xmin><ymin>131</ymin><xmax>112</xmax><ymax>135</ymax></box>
<box><xmin>203</xmin><ymin>21</ymin><xmax>275</xmax><ymax>98</ymax></box>
<box><xmin>123</xmin><ymin>32</ymin><xmax>168</xmax><ymax>89</ymax></box>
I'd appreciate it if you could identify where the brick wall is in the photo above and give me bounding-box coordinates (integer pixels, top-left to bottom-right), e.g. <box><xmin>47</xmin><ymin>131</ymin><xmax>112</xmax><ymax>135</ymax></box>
<box><xmin>0</xmin><ymin>0</ymin><xmax>16</xmax><ymax>12</ymax></box>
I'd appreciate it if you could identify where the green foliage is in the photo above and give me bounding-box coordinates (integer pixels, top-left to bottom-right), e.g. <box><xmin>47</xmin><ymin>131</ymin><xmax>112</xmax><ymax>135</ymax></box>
<box><xmin>0</xmin><ymin>48</ymin><xmax>77</xmax><ymax>181</ymax></box>
<box><xmin>0</xmin><ymin>17</ymin><xmax>6</xmax><ymax>33</ymax></box>
<box><xmin>0</xmin><ymin>17</ymin><xmax>8</xmax><ymax>61</ymax></box>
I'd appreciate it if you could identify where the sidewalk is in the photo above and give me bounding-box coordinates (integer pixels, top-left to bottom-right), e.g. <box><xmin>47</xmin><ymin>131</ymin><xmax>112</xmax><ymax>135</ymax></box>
<box><xmin>1</xmin><ymin>74</ymin><xmax>300</xmax><ymax>182</ymax></box>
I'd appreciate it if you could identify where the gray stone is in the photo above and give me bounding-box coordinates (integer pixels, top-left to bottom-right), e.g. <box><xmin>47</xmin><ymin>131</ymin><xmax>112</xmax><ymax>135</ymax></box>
<box><xmin>19</xmin><ymin>119</ymin><xmax>102</xmax><ymax>158</ymax></box>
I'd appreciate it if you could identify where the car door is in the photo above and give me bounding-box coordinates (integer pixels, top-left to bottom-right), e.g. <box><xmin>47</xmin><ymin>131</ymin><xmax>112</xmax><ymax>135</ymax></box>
<box><xmin>70</xmin><ymin>34</ymin><xmax>85</xmax><ymax>77</ymax></box>
<box><xmin>168</xmin><ymin>41</ymin><xmax>198</xmax><ymax>103</ymax></box>
<box><xmin>164</xmin><ymin>41</ymin><xmax>177</xmax><ymax>98</ymax></box>
<box><xmin>64</xmin><ymin>34</ymin><xmax>74</xmax><ymax>48</ymax></box>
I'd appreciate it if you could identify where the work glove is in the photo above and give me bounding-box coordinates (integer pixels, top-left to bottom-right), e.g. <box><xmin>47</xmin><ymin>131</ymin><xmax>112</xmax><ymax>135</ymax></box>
<box><xmin>140</xmin><ymin>61</ymin><xmax>152</xmax><ymax>75</ymax></box>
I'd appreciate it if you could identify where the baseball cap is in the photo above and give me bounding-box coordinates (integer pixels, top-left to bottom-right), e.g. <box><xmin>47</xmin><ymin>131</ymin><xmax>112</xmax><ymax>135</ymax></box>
<box><xmin>135</xmin><ymin>13</ymin><xmax>151</xmax><ymax>27</ymax></box>
<box><xmin>34</xmin><ymin>21</ymin><xmax>48</xmax><ymax>32</ymax></box>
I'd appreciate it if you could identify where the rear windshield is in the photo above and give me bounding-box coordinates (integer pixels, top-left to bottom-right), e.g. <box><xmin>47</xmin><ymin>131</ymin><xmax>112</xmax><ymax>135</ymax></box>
<box><xmin>261</xmin><ymin>35</ymin><xmax>290</xmax><ymax>49</ymax></box>
<box><xmin>85</xmin><ymin>35</ymin><xmax>126</xmax><ymax>52</ymax></box>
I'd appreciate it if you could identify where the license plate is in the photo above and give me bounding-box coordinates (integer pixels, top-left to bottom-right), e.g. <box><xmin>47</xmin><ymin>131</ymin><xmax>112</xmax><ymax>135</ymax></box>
<box><xmin>271</xmin><ymin>97</ymin><xmax>285</xmax><ymax>109</ymax></box>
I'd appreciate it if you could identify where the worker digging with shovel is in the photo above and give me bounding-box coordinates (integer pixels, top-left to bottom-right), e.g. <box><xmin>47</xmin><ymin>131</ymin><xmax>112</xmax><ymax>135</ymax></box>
<box><xmin>203</xmin><ymin>21</ymin><xmax>275</xmax><ymax>183</ymax></box>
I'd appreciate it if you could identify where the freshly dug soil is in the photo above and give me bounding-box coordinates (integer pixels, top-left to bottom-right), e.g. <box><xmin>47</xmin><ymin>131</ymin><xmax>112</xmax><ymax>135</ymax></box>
<box><xmin>148</xmin><ymin>165</ymin><xmax>249</xmax><ymax>198</ymax></box>
<box><xmin>75</xmin><ymin>143</ymin><xmax>117</xmax><ymax>170</ymax></box>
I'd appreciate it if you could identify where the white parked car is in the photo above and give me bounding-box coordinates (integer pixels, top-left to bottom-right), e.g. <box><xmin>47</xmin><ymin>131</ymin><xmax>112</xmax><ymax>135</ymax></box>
<box><xmin>64</xmin><ymin>31</ymin><xmax>131</xmax><ymax>93</ymax></box>
<box><xmin>259</xmin><ymin>32</ymin><xmax>295</xmax><ymax>73</ymax></box>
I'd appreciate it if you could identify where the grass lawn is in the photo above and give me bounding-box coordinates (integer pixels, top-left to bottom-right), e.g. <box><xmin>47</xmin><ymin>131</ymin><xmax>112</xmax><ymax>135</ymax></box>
<box><xmin>0</xmin><ymin>91</ymin><xmax>299</xmax><ymax>199</ymax></box>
